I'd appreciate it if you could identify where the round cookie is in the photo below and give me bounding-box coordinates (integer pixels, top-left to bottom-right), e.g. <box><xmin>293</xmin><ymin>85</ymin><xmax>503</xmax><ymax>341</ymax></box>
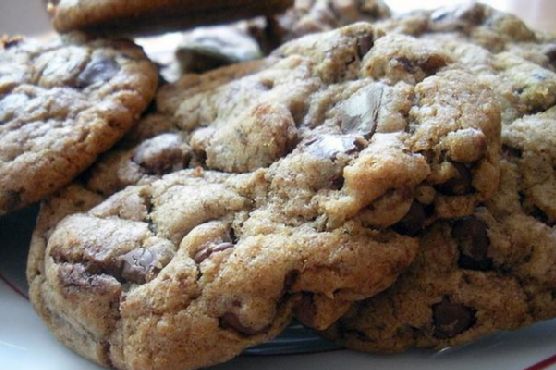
<box><xmin>322</xmin><ymin>4</ymin><xmax>556</xmax><ymax>353</ymax></box>
<box><xmin>322</xmin><ymin>97</ymin><xmax>556</xmax><ymax>353</ymax></box>
<box><xmin>47</xmin><ymin>0</ymin><xmax>294</xmax><ymax>36</ymax></box>
<box><xmin>28</xmin><ymin>23</ymin><xmax>502</xmax><ymax>370</ymax></box>
<box><xmin>371</xmin><ymin>2</ymin><xmax>556</xmax><ymax>125</ymax></box>
<box><xmin>0</xmin><ymin>34</ymin><xmax>158</xmax><ymax>215</ymax></box>
<box><xmin>374</xmin><ymin>2</ymin><xmax>538</xmax><ymax>52</ymax></box>
<box><xmin>250</xmin><ymin>0</ymin><xmax>391</xmax><ymax>53</ymax></box>
<box><xmin>27</xmin><ymin>168</ymin><xmax>418</xmax><ymax>370</ymax></box>
<box><xmin>83</xmin><ymin>23</ymin><xmax>501</xmax><ymax>229</ymax></box>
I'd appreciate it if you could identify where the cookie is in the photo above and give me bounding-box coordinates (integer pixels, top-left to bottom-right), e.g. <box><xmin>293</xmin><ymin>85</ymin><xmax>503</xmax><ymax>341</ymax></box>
<box><xmin>28</xmin><ymin>23</ymin><xmax>501</xmax><ymax>369</ymax></box>
<box><xmin>47</xmin><ymin>0</ymin><xmax>294</xmax><ymax>36</ymax></box>
<box><xmin>372</xmin><ymin>3</ymin><xmax>556</xmax><ymax>124</ymax></box>
<box><xmin>323</xmin><ymin>124</ymin><xmax>556</xmax><ymax>351</ymax></box>
<box><xmin>374</xmin><ymin>2</ymin><xmax>537</xmax><ymax>48</ymax></box>
<box><xmin>170</xmin><ymin>0</ymin><xmax>391</xmax><ymax>77</ymax></box>
<box><xmin>322</xmin><ymin>9</ymin><xmax>556</xmax><ymax>349</ymax></box>
<box><xmin>0</xmin><ymin>34</ymin><xmax>157</xmax><ymax>215</ymax></box>
<box><xmin>250</xmin><ymin>0</ymin><xmax>391</xmax><ymax>53</ymax></box>
<box><xmin>498</xmin><ymin>107</ymin><xmax>556</xmax><ymax>225</ymax></box>
<box><xmin>27</xmin><ymin>169</ymin><xmax>418</xmax><ymax>370</ymax></box>
<box><xmin>84</xmin><ymin>23</ymin><xmax>501</xmax><ymax>228</ymax></box>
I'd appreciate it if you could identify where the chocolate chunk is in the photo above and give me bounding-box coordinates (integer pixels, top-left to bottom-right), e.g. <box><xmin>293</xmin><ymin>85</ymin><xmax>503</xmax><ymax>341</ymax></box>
<box><xmin>194</xmin><ymin>242</ymin><xmax>234</xmax><ymax>264</ymax></box>
<box><xmin>544</xmin><ymin>44</ymin><xmax>556</xmax><ymax>66</ymax></box>
<box><xmin>212</xmin><ymin>242</ymin><xmax>235</xmax><ymax>252</ymax></box>
<box><xmin>530</xmin><ymin>206</ymin><xmax>550</xmax><ymax>225</ymax></box>
<box><xmin>330</xmin><ymin>175</ymin><xmax>345</xmax><ymax>190</ymax></box>
<box><xmin>76</xmin><ymin>56</ymin><xmax>121</xmax><ymax>88</ymax></box>
<box><xmin>339</xmin><ymin>85</ymin><xmax>382</xmax><ymax>139</ymax></box>
<box><xmin>452</xmin><ymin>217</ymin><xmax>492</xmax><ymax>271</ymax></box>
<box><xmin>194</xmin><ymin>148</ymin><xmax>208</xmax><ymax>166</ymax></box>
<box><xmin>1</xmin><ymin>36</ymin><xmax>23</xmax><ymax>49</ymax></box>
<box><xmin>133</xmin><ymin>134</ymin><xmax>188</xmax><ymax>175</ymax></box>
<box><xmin>396</xmin><ymin>56</ymin><xmax>445</xmax><ymax>76</ymax></box>
<box><xmin>306</xmin><ymin>135</ymin><xmax>365</xmax><ymax>160</ymax></box>
<box><xmin>421</xmin><ymin>55</ymin><xmax>447</xmax><ymax>75</ymax></box>
<box><xmin>393</xmin><ymin>201</ymin><xmax>427</xmax><ymax>236</ymax></box>
<box><xmin>356</xmin><ymin>35</ymin><xmax>374</xmax><ymax>60</ymax></box>
<box><xmin>219</xmin><ymin>312</ymin><xmax>266</xmax><ymax>336</ymax></box>
<box><xmin>502</xmin><ymin>144</ymin><xmax>523</xmax><ymax>159</ymax></box>
<box><xmin>59</xmin><ymin>263</ymin><xmax>119</xmax><ymax>291</ymax></box>
<box><xmin>294</xmin><ymin>293</ymin><xmax>316</xmax><ymax>327</ymax></box>
<box><xmin>433</xmin><ymin>297</ymin><xmax>476</xmax><ymax>339</ymax></box>
<box><xmin>120</xmin><ymin>248</ymin><xmax>157</xmax><ymax>284</ymax></box>
<box><xmin>229</xmin><ymin>227</ymin><xmax>238</xmax><ymax>243</ymax></box>
<box><xmin>193</xmin><ymin>248</ymin><xmax>211</xmax><ymax>264</ymax></box>
<box><xmin>437</xmin><ymin>162</ymin><xmax>474</xmax><ymax>196</ymax></box>
<box><xmin>177</xmin><ymin>50</ymin><xmax>231</xmax><ymax>74</ymax></box>
<box><xmin>396</xmin><ymin>57</ymin><xmax>415</xmax><ymax>73</ymax></box>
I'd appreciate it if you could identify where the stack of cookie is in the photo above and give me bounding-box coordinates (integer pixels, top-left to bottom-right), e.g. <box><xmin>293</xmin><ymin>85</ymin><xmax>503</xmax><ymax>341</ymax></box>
<box><xmin>1</xmin><ymin>1</ymin><xmax>554</xmax><ymax>369</ymax></box>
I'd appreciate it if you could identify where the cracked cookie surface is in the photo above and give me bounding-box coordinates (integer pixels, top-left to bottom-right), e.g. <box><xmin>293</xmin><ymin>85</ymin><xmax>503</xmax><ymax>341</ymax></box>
<box><xmin>28</xmin><ymin>23</ymin><xmax>502</xmax><ymax>370</ymax></box>
<box><xmin>83</xmin><ymin>23</ymin><xmax>501</xmax><ymax>228</ymax></box>
<box><xmin>0</xmin><ymin>34</ymin><xmax>157</xmax><ymax>215</ymax></box>
<box><xmin>27</xmin><ymin>167</ymin><xmax>418</xmax><ymax>370</ymax></box>
<box><xmin>373</xmin><ymin>2</ymin><xmax>556</xmax><ymax>124</ymax></box>
<box><xmin>47</xmin><ymin>0</ymin><xmax>294</xmax><ymax>36</ymax></box>
<box><xmin>323</xmin><ymin>157</ymin><xmax>556</xmax><ymax>352</ymax></box>
<box><xmin>322</xmin><ymin>5</ymin><xmax>556</xmax><ymax>351</ymax></box>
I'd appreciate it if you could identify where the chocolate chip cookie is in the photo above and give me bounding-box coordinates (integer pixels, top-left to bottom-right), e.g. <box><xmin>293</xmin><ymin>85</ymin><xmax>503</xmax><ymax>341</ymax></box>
<box><xmin>82</xmin><ymin>23</ymin><xmax>501</xmax><ymax>229</ymax></box>
<box><xmin>373</xmin><ymin>2</ymin><xmax>556</xmax><ymax>124</ymax></box>
<box><xmin>0</xmin><ymin>34</ymin><xmax>157</xmax><ymax>215</ymax></box>
<box><xmin>27</xmin><ymin>23</ymin><xmax>501</xmax><ymax>369</ymax></box>
<box><xmin>250</xmin><ymin>0</ymin><xmax>391</xmax><ymax>53</ymax></box>
<box><xmin>27</xmin><ymin>168</ymin><xmax>418</xmax><ymax>370</ymax></box>
<box><xmin>168</xmin><ymin>0</ymin><xmax>390</xmax><ymax>81</ymax></box>
<box><xmin>171</xmin><ymin>0</ymin><xmax>391</xmax><ymax>78</ymax></box>
<box><xmin>47</xmin><ymin>0</ymin><xmax>294</xmax><ymax>36</ymax></box>
<box><xmin>378</xmin><ymin>2</ymin><xmax>541</xmax><ymax>53</ymax></box>
<box><xmin>323</xmin><ymin>114</ymin><xmax>556</xmax><ymax>351</ymax></box>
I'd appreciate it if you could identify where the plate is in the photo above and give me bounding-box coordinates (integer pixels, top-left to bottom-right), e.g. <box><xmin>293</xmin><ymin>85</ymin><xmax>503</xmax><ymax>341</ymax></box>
<box><xmin>2</xmin><ymin>206</ymin><xmax>556</xmax><ymax>370</ymax></box>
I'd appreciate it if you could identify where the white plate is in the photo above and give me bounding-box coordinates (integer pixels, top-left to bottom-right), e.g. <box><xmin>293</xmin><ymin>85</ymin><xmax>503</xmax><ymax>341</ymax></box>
<box><xmin>2</xmin><ymin>206</ymin><xmax>556</xmax><ymax>370</ymax></box>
